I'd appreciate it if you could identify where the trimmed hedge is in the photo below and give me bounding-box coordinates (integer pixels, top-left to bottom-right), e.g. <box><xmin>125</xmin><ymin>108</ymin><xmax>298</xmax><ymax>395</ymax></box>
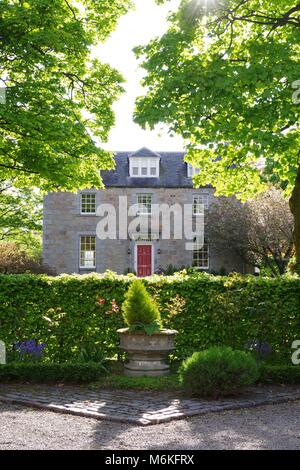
<box><xmin>0</xmin><ymin>362</ymin><xmax>105</xmax><ymax>383</ymax></box>
<box><xmin>1</xmin><ymin>362</ymin><xmax>299</xmax><ymax>386</ymax></box>
<box><xmin>259</xmin><ymin>364</ymin><xmax>300</xmax><ymax>385</ymax></box>
<box><xmin>0</xmin><ymin>272</ymin><xmax>299</xmax><ymax>362</ymax></box>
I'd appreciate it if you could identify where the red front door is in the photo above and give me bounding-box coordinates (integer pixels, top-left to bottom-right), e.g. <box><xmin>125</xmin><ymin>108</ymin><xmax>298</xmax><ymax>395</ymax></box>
<box><xmin>137</xmin><ymin>245</ymin><xmax>152</xmax><ymax>277</ymax></box>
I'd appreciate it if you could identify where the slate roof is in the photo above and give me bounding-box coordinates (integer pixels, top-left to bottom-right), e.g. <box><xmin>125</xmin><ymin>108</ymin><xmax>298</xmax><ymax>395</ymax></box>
<box><xmin>129</xmin><ymin>147</ymin><xmax>161</xmax><ymax>158</ymax></box>
<box><xmin>101</xmin><ymin>148</ymin><xmax>196</xmax><ymax>188</ymax></box>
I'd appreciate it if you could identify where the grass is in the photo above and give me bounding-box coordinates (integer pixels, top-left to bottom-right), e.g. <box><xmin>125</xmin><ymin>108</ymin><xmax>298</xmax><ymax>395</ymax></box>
<box><xmin>89</xmin><ymin>361</ymin><xmax>181</xmax><ymax>391</ymax></box>
<box><xmin>91</xmin><ymin>373</ymin><xmax>181</xmax><ymax>391</ymax></box>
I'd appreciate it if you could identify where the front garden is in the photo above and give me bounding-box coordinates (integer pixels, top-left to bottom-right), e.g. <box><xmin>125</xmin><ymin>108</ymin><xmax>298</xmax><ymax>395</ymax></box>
<box><xmin>0</xmin><ymin>271</ymin><xmax>300</xmax><ymax>396</ymax></box>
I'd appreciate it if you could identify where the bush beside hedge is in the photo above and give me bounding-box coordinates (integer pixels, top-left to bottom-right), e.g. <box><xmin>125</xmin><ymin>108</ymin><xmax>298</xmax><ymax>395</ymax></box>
<box><xmin>0</xmin><ymin>272</ymin><xmax>299</xmax><ymax>362</ymax></box>
<box><xmin>0</xmin><ymin>362</ymin><xmax>105</xmax><ymax>383</ymax></box>
<box><xmin>179</xmin><ymin>347</ymin><xmax>259</xmax><ymax>398</ymax></box>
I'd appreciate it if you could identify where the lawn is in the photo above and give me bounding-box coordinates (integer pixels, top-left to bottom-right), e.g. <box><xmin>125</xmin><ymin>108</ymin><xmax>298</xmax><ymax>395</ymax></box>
<box><xmin>90</xmin><ymin>362</ymin><xmax>181</xmax><ymax>391</ymax></box>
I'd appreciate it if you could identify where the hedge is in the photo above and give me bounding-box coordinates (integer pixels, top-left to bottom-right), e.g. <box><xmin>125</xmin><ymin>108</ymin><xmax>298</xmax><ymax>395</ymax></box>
<box><xmin>0</xmin><ymin>271</ymin><xmax>299</xmax><ymax>362</ymax></box>
<box><xmin>0</xmin><ymin>362</ymin><xmax>105</xmax><ymax>383</ymax></box>
<box><xmin>0</xmin><ymin>362</ymin><xmax>299</xmax><ymax>386</ymax></box>
<box><xmin>259</xmin><ymin>364</ymin><xmax>300</xmax><ymax>385</ymax></box>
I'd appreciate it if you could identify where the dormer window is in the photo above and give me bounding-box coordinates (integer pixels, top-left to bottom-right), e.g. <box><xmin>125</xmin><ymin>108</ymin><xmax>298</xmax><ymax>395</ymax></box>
<box><xmin>129</xmin><ymin>157</ymin><xmax>159</xmax><ymax>178</ymax></box>
<box><xmin>187</xmin><ymin>163</ymin><xmax>200</xmax><ymax>178</ymax></box>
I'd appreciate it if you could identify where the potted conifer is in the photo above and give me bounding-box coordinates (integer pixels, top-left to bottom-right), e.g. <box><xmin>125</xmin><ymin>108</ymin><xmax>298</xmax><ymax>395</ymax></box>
<box><xmin>118</xmin><ymin>280</ymin><xmax>177</xmax><ymax>376</ymax></box>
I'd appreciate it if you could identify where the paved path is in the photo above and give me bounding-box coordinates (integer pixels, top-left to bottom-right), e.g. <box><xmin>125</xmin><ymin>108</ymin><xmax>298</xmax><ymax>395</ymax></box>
<box><xmin>0</xmin><ymin>385</ymin><xmax>300</xmax><ymax>425</ymax></box>
<box><xmin>0</xmin><ymin>400</ymin><xmax>300</xmax><ymax>449</ymax></box>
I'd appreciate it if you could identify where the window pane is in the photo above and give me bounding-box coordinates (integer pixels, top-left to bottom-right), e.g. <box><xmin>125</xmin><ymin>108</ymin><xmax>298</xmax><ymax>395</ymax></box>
<box><xmin>80</xmin><ymin>236</ymin><xmax>96</xmax><ymax>268</ymax></box>
<box><xmin>81</xmin><ymin>194</ymin><xmax>96</xmax><ymax>213</ymax></box>
<box><xmin>137</xmin><ymin>194</ymin><xmax>152</xmax><ymax>214</ymax></box>
<box><xmin>188</xmin><ymin>163</ymin><xmax>200</xmax><ymax>178</ymax></box>
<box><xmin>192</xmin><ymin>237</ymin><xmax>209</xmax><ymax>269</ymax></box>
<box><xmin>130</xmin><ymin>157</ymin><xmax>159</xmax><ymax>177</ymax></box>
<box><xmin>193</xmin><ymin>195</ymin><xmax>209</xmax><ymax>214</ymax></box>
<box><xmin>193</xmin><ymin>196</ymin><xmax>203</xmax><ymax>215</ymax></box>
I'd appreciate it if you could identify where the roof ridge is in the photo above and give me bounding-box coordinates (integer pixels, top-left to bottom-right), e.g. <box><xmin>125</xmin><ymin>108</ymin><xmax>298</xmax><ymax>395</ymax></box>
<box><xmin>112</xmin><ymin>150</ymin><xmax>186</xmax><ymax>155</ymax></box>
<box><xmin>128</xmin><ymin>147</ymin><xmax>162</xmax><ymax>158</ymax></box>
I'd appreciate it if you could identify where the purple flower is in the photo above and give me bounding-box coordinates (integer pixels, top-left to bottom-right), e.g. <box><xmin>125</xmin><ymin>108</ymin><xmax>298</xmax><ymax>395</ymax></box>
<box><xmin>13</xmin><ymin>340</ymin><xmax>47</xmax><ymax>358</ymax></box>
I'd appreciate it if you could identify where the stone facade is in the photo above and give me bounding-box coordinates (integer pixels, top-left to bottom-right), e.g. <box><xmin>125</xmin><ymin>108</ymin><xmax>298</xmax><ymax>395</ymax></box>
<box><xmin>43</xmin><ymin>186</ymin><xmax>245</xmax><ymax>275</ymax></box>
<box><xmin>43</xmin><ymin>148</ymin><xmax>246</xmax><ymax>275</ymax></box>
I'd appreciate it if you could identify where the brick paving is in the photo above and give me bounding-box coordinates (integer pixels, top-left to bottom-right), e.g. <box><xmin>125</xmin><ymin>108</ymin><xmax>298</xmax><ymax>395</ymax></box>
<box><xmin>0</xmin><ymin>386</ymin><xmax>300</xmax><ymax>426</ymax></box>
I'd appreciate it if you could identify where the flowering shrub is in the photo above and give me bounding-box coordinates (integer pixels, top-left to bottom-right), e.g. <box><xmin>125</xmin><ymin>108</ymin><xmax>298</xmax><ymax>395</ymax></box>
<box><xmin>13</xmin><ymin>339</ymin><xmax>46</xmax><ymax>361</ymax></box>
<box><xmin>111</xmin><ymin>299</ymin><xmax>120</xmax><ymax>313</ymax></box>
<box><xmin>96</xmin><ymin>297</ymin><xmax>120</xmax><ymax>313</ymax></box>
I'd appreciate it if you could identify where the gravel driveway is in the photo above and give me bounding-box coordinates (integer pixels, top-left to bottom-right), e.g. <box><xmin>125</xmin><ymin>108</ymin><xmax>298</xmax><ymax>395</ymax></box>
<box><xmin>1</xmin><ymin>400</ymin><xmax>299</xmax><ymax>450</ymax></box>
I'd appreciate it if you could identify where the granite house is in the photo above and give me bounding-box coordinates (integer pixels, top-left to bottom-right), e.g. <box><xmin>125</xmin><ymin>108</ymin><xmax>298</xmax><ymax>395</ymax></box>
<box><xmin>43</xmin><ymin>147</ymin><xmax>245</xmax><ymax>276</ymax></box>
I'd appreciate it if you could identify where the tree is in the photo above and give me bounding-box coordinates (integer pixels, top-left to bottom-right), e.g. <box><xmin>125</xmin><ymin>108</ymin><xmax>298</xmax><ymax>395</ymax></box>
<box><xmin>208</xmin><ymin>188</ymin><xmax>294</xmax><ymax>275</ymax></box>
<box><xmin>0</xmin><ymin>242</ymin><xmax>54</xmax><ymax>274</ymax></box>
<box><xmin>0</xmin><ymin>183</ymin><xmax>42</xmax><ymax>257</ymax></box>
<box><xmin>0</xmin><ymin>0</ymin><xmax>132</xmax><ymax>192</ymax></box>
<box><xmin>134</xmin><ymin>0</ymin><xmax>300</xmax><ymax>271</ymax></box>
<box><xmin>0</xmin><ymin>183</ymin><xmax>42</xmax><ymax>240</ymax></box>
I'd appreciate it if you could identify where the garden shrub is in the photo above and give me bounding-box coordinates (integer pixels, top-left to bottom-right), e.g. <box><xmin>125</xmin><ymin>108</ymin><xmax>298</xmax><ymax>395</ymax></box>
<box><xmin>0</xmin><ymin>243</ymin><xmax>54</xmax><ymax>275</ymax></box>
<box><xmin>76</xmin><ymin>342</ymin><xmax>108</xmax><ymax>367</ymax></box>
<box><xmin>259</xmin><ymin>364</ymin><xmax>300</xmax><ymax>385</ymax></box>
<box><xmin>0</xmin><ymin>272</ymin><xmax>299</xmax><ymax>362</ymax></box>
<box><xmin>0</xmin><ymin>362</ymin><xmax>106</xmax><ymax>383</ymax></box>
<box><xmin>179</xmin><ymin>346</ymin><xmax>259</xmax><ymax>398</ymax></box>
<box><xmin>122</xmin><ymin>279</ymin><xmax>161</xmax><ymax>334</ymax></box>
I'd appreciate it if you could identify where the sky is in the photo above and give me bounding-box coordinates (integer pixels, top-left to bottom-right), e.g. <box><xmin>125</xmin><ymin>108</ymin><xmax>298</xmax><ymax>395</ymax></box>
<box><xmin>95</xmin><ymin>0</ymin><xmax>184</xmax><ymax>152</ymax></box>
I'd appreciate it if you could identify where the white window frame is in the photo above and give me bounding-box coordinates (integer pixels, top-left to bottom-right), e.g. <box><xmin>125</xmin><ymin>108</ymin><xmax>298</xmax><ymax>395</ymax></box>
<box><xmin>129</xmin><ymin>157</ymin><xmax>159</xmax><ymax>178</ymax></box>
<box><xmin>79</xmin><ymin>235</ymin><xmax>96</xmax><ymax>269</ymax></box>
<box><xmin>80</xmin><ymin>193</ymin><xmax>96</xmax><ymax>215</ymax></box>
<box><xmin>187</xmin><ymin>163</ymin><xmax>200</xmax><ymax>178</ymax></box>
<box><xmin>193</xmin><ymin>194</ymin><xmax>209</xmax><ymax>215</ymax></box>
<box><xmin>192</xmin><ymin>237</ymin><xmax>209</xmax><ymax>270</ymax></box>
<box><xmin>137</xmin><ymin>193</ymin><xmax>153</xmax><ymax>215</ymax></box>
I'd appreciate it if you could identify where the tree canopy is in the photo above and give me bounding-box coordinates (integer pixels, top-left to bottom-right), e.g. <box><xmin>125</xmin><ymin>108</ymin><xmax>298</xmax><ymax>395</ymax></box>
<box><xmin>208</xmin><ymin>189</ymin><xmax>294</xmax><ymax>275</ymax></box>
<box><xmin>134</xmin><ymin>0</ymin><xmax>300</xmax><ymax>268</ymax></box>
<box><xmin>0</xmin><ymin>0</ymin><xmax>132</xmax><ymax>192</ymax></box>
<box><xmin>0</xmin><ymin>184</ymin><xmax>41</xmax><ymax>240</ymax></box>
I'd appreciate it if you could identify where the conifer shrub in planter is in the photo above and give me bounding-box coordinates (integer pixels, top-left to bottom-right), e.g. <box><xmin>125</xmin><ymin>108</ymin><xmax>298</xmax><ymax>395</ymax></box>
<box><xmin>118</xmin><ymin>280</ymin><xmax>177</xmax><ymax>377</ymax></box>
<box><xmin>179</xmin><ymin>346</ymin><xmax>259</xmax><ymax>398</ymax></box>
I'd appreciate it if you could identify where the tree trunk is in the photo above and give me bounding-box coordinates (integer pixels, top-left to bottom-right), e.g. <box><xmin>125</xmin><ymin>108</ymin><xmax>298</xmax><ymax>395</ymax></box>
<box><xmin>289</xmin><ymin>166</ymin><xmax>300</xmax><ymax>273</ymax></box>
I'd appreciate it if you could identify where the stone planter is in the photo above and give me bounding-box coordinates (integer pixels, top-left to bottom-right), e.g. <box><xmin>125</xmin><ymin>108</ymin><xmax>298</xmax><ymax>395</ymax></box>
<box><xmin>118</xmin><ymin>328</ymin><xmax>178</xmax><ymax>377</ymax></box>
